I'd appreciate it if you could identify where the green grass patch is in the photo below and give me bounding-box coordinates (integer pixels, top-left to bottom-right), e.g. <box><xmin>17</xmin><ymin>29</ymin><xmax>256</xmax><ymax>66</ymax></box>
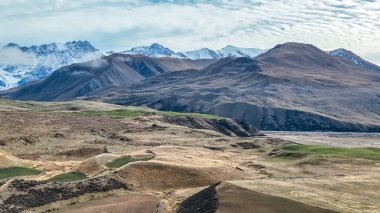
<box><xmin>279</xmin><ymin>144</ymin><xmax>380</xmax><ymax>161</ymax></box>
<box><xmin>48</xmin><ymin>172</ymin><xmax>87</xmax><ymax>182</ymax></box>
<box><xmin>80</xmin><ymin>109</ymin><xmax>223</xmax><ymax>120</ymax></box>
<box><xmin>106</xmin><ymin>156</ymin><xmax>153</xmax><ymax>169</ymax></box>
<box><xmin>0</xmin><ymin>167</ymin><xmax>42</xmax><ymax>180</ymax></box>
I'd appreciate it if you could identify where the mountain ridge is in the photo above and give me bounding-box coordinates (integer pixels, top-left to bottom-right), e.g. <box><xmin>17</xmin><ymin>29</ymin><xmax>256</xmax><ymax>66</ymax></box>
<box><xmin>328</xmin><ymin>48</ymin><xmax>380</xmax><ymax>72</ymax></box>
<box><xmin>86</xmin><ymin>42</ymin><xmax>380</xmax><ymax>132</ymax></box>
<box><xmin>120</xmin><ymin>43</ymin><xmax>267</xmax><ymax>60</ymax></box>
<box><xmin>4</xmin><ymin>54</ymin><xmax>215</xmax><ymax>101</ymax></box>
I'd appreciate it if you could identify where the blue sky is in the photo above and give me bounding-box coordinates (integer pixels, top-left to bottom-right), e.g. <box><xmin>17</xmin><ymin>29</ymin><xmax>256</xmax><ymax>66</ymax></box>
<box><xmin>0</xmin><ymin>0</ymin><xmax>380</xmax><ymax>64</ymax></box>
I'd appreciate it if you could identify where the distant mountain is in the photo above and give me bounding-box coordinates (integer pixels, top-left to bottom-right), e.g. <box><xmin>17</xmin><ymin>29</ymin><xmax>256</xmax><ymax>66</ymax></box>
<box><xmin>121</xmin><ymin>43</ymin><xmax>267</xmax><ymax>60</ymax></box>
<box><xmin>121</xmin><ymin>43</ymin><xmax>177</xmax><ymax>58</ymax></box>
<box><xmin>180</xmin><ymin>48</ymin><xmax>221</xmax><ymax>60</ymax></box>
<box><xmin>328</xmin><ymin>48</ymin><xmax>380</xmax><ymax>72</ymax></box>
<box><xmin>4</xmin><ymin>54</ymin><xmax>215</xmax><ymax>101</ymax></box>
<box><xmin>217</xmin><ymin>45</ymin><xmax>267</xmax><ymax>58</ymax></box>
<box><xmin>84</xmin><ymin>42</ymin><xmax>380</xmax><ymax>132</ymax></box>
<box><xmin>0</xmin><ymin>41</ymin><xmax>103</xmax><ymax>90</ymax></box>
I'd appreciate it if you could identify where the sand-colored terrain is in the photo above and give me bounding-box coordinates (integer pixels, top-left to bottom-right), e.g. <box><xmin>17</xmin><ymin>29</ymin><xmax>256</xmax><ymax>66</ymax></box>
<box><xmin>0</xmin><ymin>100</ymin><xmax>379</xmax><ymax>213</ymax></box>
<box><xmin>265</xmin><ymin>131</ymin><xmax>380</xmax><ymax>148</ymax></box>
<box><xmin>57</xmin><ymin>193</ymin><xmax>161</xmax><ymax>213</ymax></box>
<box><xmin>0</xmin><ymin>150</ymin><xmax>30</xmax><ymax>168</ymax></box>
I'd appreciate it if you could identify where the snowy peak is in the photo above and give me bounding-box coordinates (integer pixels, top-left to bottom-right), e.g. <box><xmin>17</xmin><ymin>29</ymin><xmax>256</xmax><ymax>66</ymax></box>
<box><xmin>179</xmin><ymin>46</ymin><xmax>267</xmax><ymax>60</ymax></box>
<box><xmin>122</xmin><ymin>43</ymin><xmax>175</xmax><ymax>57</ymax></box>
<box><xmin>328</xmin><ymin>48</ymin><xmax>380</xmax><ymax>72</ymax></box>
<box><xmin>65</xmin><ymin>40</ymin><xmax>97</xmax><ymax>52</ymax></box>
<box><xmin>217</xmin><ymin>45</ymin><xmax>266</xmax><ymax>58</ymax></box>
<box><xmin>329</xmin><ymin>48</ymin><xmax>361</xmax><ymax>64</ymax></box>
<box><xmin>0</xmin><ymin>40</ymin><xmax>102</xmax><ymax>90</ymax></box>
<box><xmin>180</xmin><ymin>48</ymin><xmax>221</xmax><ymax>60</ymax></box>
<box><xmin>16</xmin><ymin>40</ymin><xmax>99</xmax><ymax>56</ymax></box>
<box><xmin>3</xmin><ymin>43</ymin><xmax>20</xmax><ymax>49</ymax></box>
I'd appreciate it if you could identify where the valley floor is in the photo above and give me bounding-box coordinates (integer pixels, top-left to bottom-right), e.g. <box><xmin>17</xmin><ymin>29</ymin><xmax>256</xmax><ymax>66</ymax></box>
<box><xmin>264</xmin><ymin>131</ymin><xmax>380</xmax><ymax>148</ymax></box>
<box><xmin>0</xmin><ymin>100</ymin><xmax>379</xmax><ymax>213</ymax></box>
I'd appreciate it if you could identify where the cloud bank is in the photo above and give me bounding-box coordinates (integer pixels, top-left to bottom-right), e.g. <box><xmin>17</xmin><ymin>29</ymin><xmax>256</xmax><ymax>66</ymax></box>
<box><xmin>0</xmin><ymin>47</ymin><xmax>34</xmax><ymax>66</ymax></box>
<box><xmin>0</xmin><ymin>0</ymin><xmax>379</xmax><ymax>63</ymax></box>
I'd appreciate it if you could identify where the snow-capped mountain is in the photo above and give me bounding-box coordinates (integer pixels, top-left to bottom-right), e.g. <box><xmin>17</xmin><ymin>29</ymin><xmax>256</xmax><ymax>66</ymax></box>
<box><xmin>122</xmin><ymin>43</ymin><xmax>177</xmax><ymax>57</ymax></box>
<box><xmin>328</xmin><ymin>48</ymin><xmax>380</xmax><ymax>72</ymax></box>
<box><xmin>121</xmin><ymin>43</ymin><xmax>267</xmax><ymax>60</ymax></box>
<box><xmin>0</xmin><ymin>41</ymin><xmax>103</xmax><ymax>90</ymax></box>
<box><xmin>217</xmin><ymin>45</ymin><xmax>267</xmax><ymax>58</ymax></box>
<box><xmin>180</xmin><ymin>48</ymin><xmax>221</xmax><ymax>59</ymax></box>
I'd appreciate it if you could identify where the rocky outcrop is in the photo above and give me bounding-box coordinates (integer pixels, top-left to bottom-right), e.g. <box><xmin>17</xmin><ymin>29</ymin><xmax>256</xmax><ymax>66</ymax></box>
<box><xmin>0</xmin><ymin>176</ymin><xmax>129</xmax><ymax>213</ymax></box>
<box><xmin>162</xmin><ymin>116</ymin><xmax>263</xmax><ymax>137</ymax></box>
<box><xmin>177</xmin><ymin>182</ymin><xmax>220</xmax><ymax>213</ymax></box>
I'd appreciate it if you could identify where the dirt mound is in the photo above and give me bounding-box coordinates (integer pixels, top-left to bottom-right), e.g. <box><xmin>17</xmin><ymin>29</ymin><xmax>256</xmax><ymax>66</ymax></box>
<box><xmin>113</xmin><ymin>146</ymin><xmax>254</xmax><ymax>191</ymax></box>
<box><xmin>115</xmin><ymin>161</ymin><xmax>240</xmax><ymax>190</ymax></box>
<box><xmin>57</xmin><ymin>193</ymin><xmax>161</xmax><ymax>213</ymax></box>
<box><xmin>177</xmin><ymin>182</ymin><xmax>336</xmax><ymax>213</ymax></box>
<box><xmin>0</xmin><ymin>150</ymin><xmax>30</xmax><ymax>168</ymax></box>
<box><xmin>177</xmin><ymin>182</ymin><xmax>219</xmax><ymax>213</ymax></box>
<box><xmin>216</xmin><ymin>182</ymin><xmax>336</xmax><ymax>213</ymax></box>
<box><xmin>70</xmin><ymin>153</ymin><xmax>119</xmax><ymax>176</ymax></box>
<box><xmin>162</xmin><ymin>116</ymin><xmax>262</xmax><ymax>137</ymax></box>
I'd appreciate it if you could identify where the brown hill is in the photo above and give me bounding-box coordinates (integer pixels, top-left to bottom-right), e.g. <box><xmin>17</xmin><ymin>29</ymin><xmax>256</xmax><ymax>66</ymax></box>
<box><xmin>178</xmin><ymin>182</ymin><xmax>337</xmax><ymax>213</ymax></box>
<box><xmin>90</xmin><ymin>43</ymin><xmax>380</xmax><ymax>131</ymax></box>
<box><xmin>4</xmin><ymin>54</ymin><xmax>214</xmax><ymax>101</ymax></box>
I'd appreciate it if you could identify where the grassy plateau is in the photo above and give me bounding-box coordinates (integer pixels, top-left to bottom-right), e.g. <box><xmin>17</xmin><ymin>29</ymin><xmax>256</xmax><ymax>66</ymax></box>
<box><xmin>0</xmin><ymin>167</ymin><xmax>42</xmax><ymax>180</ymax></box>
<box><xmin>278</xmin><ymin>144</ymin><xmax>380</xmax><ymax>161</ymax></box>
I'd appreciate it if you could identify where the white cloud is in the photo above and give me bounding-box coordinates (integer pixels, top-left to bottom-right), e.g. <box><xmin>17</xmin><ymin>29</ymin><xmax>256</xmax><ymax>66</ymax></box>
<box><xmin>0</xmin><ymin>47</ymin><xmax>34</xmax><ymax>66</ymax></box>
<box><xmin>0</xmin><ymin>0</ymin><xmax>379</xmax><ymax>64</ymax></box>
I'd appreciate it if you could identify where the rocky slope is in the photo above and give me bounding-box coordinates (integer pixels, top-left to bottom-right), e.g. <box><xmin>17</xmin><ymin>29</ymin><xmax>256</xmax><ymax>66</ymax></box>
<box><xmin>161</xmin><ymin>116</ymin><xmax>262</xmax><ymax>137</ymax></box>
<box><xmin>328</xmin><ymin>48</ymin><xmax>380</xmax><ymax>72</ymax></box>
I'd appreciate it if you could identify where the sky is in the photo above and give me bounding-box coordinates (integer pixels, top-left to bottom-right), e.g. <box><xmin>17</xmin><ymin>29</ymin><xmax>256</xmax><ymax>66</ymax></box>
<box><xmin>0</xmin><ymin>0</ymin><xmax>380</xmax><ymax>64</ymax></box>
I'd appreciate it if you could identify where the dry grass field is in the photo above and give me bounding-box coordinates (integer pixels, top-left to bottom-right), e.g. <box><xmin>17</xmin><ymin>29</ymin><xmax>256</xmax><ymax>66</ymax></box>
<box><xmin>0</xmin><ymin>99</ymin><xmax>379</xmax><ymax>213</ymax></box>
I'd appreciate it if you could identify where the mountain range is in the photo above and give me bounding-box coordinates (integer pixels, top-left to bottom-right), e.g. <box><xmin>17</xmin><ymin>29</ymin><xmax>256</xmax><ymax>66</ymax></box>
<box><xmin>6</xmin><ymin>54</ymin><xmax>214</xmax><ymax>101</ymax></box>
<box><xmin>3</xmin><ymin>42</ymin><xmax>380</xmax><ymax>132</ymax></box>
<box><xmin>0</xmin><ymin>41</ymin><xmax>103</xmax><ymax>90</ymax></box>
<box><xmin>1</xmin><ymin>40</ymin><xmax>379</xmax><ymax>91</ymax></box>
<box><xmin>121</xmin><ymin>43</ymin><xmax>267</xmax><ymax>60</ymax></box>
